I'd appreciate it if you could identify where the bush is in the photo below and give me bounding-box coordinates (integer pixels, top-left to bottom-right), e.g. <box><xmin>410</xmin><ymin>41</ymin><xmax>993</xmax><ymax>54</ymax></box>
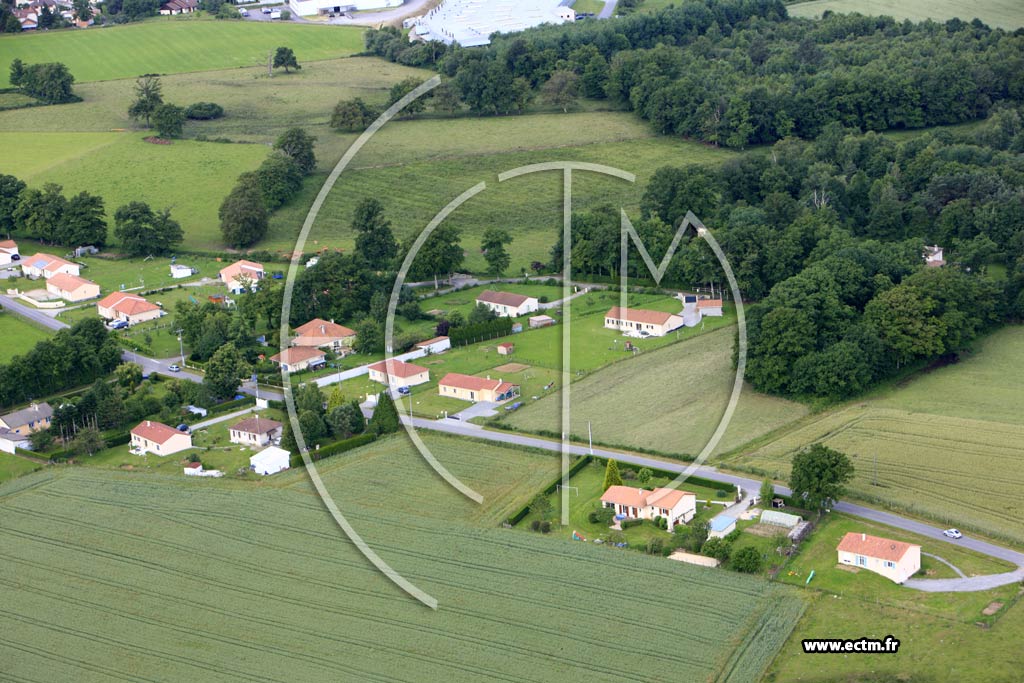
<box><xmin>538</xmin><ymin>295</ymin><xmax>549</xmax><ymax>304</ymax></box>
<box><xmin>731</xmin><ymin>546</ymin><xmax>763</xmax><ymax>573</ymax></box>
<box><xmin>185</xmin><ymin>102</ymin><xmax>224</xmax><ymax>120</ymax></box>
<box><xmin>621</xmin><ymin>518</ymin><xmax>643</xmax><ymax>529</ymax></box>
<box><xmin>645</xmin><ymin>538</ymin><xmax>663</xmax><ymax>555</ymax></box>
<box><xmin>658</xmin><ymin>516</ymin><xmax>668</xmax><ymax>530</ymax></box>
<box><xmin>309</xmin><ymin>432</ymin><xmax>376</xmax><ymax>461</ymax></box>
<box><xmin>715</xmin><ymin>489</ymin><xmax>729</xmax><ymax>498</ymax></box>
<box><xmin>621</xmin><ymin>468</ymin><xmax>636</xmax><ymax>480</ymax></box>
<box><xmin>540</xmin><ymin>521</ymin><xmax>551</xmax><ymax>534</ymax></box>
<box><xmin>530</xmin><ymin>519</ymin><xmax>541</xmax><ymax>532</ymax></box>
<box><xmin>587</xmin><ymin>511</ymin><xmax>599</xmax><ymax>524</ymax></box>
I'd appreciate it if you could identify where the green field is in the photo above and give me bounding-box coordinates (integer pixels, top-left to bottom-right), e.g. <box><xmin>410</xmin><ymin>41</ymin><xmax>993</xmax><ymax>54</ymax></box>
<box><xmin>725</xmin><ymin>326</ymin><xmax>1024</xmax><ymax>545</ymax></box>
<box><xmin>788</xmin><ymin>0</ymin><xmax>1024</xmax><ymax>29</ymax></box>
<box><xmin>0</xmin><ymin>433</ymin><xmax>806</xmax><ymax>683</ymax></box>
<box><xmin>504</xmin><ymin>325</ymin><xmax>809</xmax><ymax>458</ymax></box>
<box><xmin>0</xmin><ymin>312</ymin><xmax>54</xmax><ymax>363</ymax></box>
<box><xmin>0</xmin><ymin>451</ymin><xmax>44</xmax><ymax>485</ymax></box>
<box><xmin>0</xmin><ymin>17</ymin><xmax>365</xmax><ymax>87</ymax></box>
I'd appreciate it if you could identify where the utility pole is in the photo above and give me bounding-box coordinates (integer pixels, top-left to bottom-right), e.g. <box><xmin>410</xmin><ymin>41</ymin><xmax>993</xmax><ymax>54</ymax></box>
<box><xmin>588</xmin><ymin>420</ymin><xmax>593</xmax><ymax>455</ymax></box>
<box><xmin>268</xmin><ymin>51</ymin><xmax>273</xmax><ymax>78</ymax></box>
<box><xmin>175</xmin><ymin>328</ymin><xmax>185</xmax><ymax>365</ymax></box>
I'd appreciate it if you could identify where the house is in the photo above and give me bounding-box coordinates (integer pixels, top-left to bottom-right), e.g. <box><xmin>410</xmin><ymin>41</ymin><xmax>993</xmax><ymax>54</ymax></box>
<box><xmin>219</xmin><ymin>259</ymin><xmax>264</xmax><ymax>294</ymax></box>
<box><xmin>130</xmin><ymin>420</ymin><xmax>192</xmax><ymax>456</ymax></box>
<box><xmin>0</xmin><ymin>428</ymin><xmax>30</xmax><ymax>454</ymax></box>
<box><xmin>475</xmin><ymin>290</ymin><xmax>539</xmax><ymax>317</ymax></box>
<box><xmin>12</xmin><ymin>8</ymin><xmax>37</xmax><ymax>29</ymax></box>
<box><xmin>292</xmin><ymin>318</ymin><xmax>356</xmax><ymax>353</ymax></box>
<box><xmin>837</xmin><ymin>532</ymin><xmax>921</xmax><ymax>584</ymax></box>
<box><xmin>708</xmin><ymin>516</ymin><xmax>737</xmax><ymax>539</ymax></box>
<box><xmin>0</xmin><ymin>402</ymin><xmax>52</xmax><ymax>435</ymax></box>
<box><xmin>250</xmin><ymin>445</ymin><xmax>291</xmax><ymax>475</ymax></box>
<box><xmin>0</xmin><ymin>239</ymin><xmax>20</xmax><ymax>266</ymax></box>
<box><xmin>414</xmin><ymin>335</ymin><xmax>451</xmax><ymax>355</ymax></box>
<box><xmin>604</xmin><ymin>307</ymin><xmax>684</xmax><ymax>337</ymax></box>
<box><xmin>96</xmin><ymin>291</ymin><xmax>162</xmax><ymax>326</ymax></box>
<box><xmin>228</xmin><ymin>415</ymin><xmax>283</xmax><ymax>447</ymax></box>
<box><xmin>170</xmin><ymin>264</ymin><xmax>194</xmax><ymax>279</ymax></box>
<box><xmin>760</xmin><ymin>509</ymin><xmax>802</xmax><ymax>529</ymax></box>
<box><xmin>438</xmin><ymin>372</ymin><xmax>519</xmax><ymax>403</ymax></box>
<box><xmin>924</xmin><ymin>245</ymin><xmax>945</xmax><ymax>267</ymax></box>
<box><xmin>496</xmin><ymin>342</ymin><xmax>514</xmax><ymax>356</ymax></box>
<box><xmin>528</xmin><ymin>314</ymin><xmax>556</xmax><ymax>329</ymax></box>
<box><xmin>555</xmin><ymin>5</ymin><xmax>575</xmax><ymax>21</ymax></box>
<box><xmin>697</xmin><ymin>298</ymin><xmax>724</xmax><ymax>317</ymax></box>
<box><xmin>46</xmin><ymin>273</ymin><xmax>100</xmax><ymax>302</ymax></box>
<box><xmin>600</xmin><ymin>485</ymin><xmax>696</xmax><ymax>530</ymax></box>
<box><xmin>367</xmin><ymin>359</ymin><xmax>430</xmax><ymax>390</ymax></box>
<box><xmin>159</xmin><ymin>0</ymin><xmax>197</xmax><ymax>13</ymax></box>
<box><xmin>22</xmin><ymin>253</ymin><xmax>79</xmax><ymax>279</ymax></box>
<box><xmin>268</xmin><ymin>346</ymin><xmax>326</xmax><ymax>373</ymax></box>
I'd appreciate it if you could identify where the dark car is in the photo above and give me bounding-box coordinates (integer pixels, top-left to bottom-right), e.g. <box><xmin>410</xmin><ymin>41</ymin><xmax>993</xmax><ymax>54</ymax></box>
<box><xmin>176</xmin><ymin>424</ymin><xmax>191</xmax><ymax>434</ymax></box>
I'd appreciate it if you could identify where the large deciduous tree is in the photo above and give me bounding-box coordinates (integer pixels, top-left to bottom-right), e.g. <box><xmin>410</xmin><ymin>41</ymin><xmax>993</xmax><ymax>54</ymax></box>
<box><xmin>481</xmin><ymin>227</ymin><xmax>512</xmax><ymax>278</ymax></box>
<box><xmin>788</xmin><ymin>444</ymin><xmax>854</xmax><ymax>515</ymax></box>
<box><xmin>273</xmin><ymin>127</ymin><xmax>317</xmax><ymax>175</ymax></box>
<box><xmin>62</xmin><ymin>191</ymin><xmax>107</xmax><ymax>246</ymax></box>
<box><xmin>152</xmin><ymin>103</ymin><xmax>186</xmax><ymax>139</ymax></box>
<box><xmin>113</xmin><ymin>202</ymin><xmax>183</xmax><ymax>256</ymax></box>
<box><xmin>219</xmin><ymin>178</ymin><xmax>268</xmax><ymax>248</ymax></box>
<box><xmin>352</xmin><ymin>198</ymin><xmax>397</xmax><ymax>271</ymax></box>
<box><xmin>272</xmin><ymin>47</ymin><xmax>300</xmax><ymax>73</ymax></box>
<box><xmin>203</xmin><ymin>342</ymin><xmax>249</xmax><ymax>401</ymax></box>
<box><xmin>128</xmin><ymin>75</ymin><xmax>163</xmax><ymax>126</ymax></box>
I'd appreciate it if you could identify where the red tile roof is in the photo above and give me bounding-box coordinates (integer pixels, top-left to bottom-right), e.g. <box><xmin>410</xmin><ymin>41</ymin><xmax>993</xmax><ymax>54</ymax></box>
<box><xmin>439</xmin><ymin>372</ymin><xmax>517</xmax><ymax>393</ymax></box>
<box><xmin>185</xmin><ymin>461</ymin><xmax>203</xmax><ymax>469</ymax></box>
<box><xmin>600</xmin><ymin>485</ymin><xmax>694</xmax><ymax>510</ymax></box>
<box><xmin>837</xmin><ymin>532</ymin><xmax>918</xmax><ymax>563</ymax></box>
<box><xmin>269</xmin><ymin>347</ymin><xmax>325</xmax><ymax>365</ymax></box>
<box><xmin>131</xmin><ymin>420</ymin><xmax>183</xmax><ymax>444</ymax></box>
<box><xmin>219</xmin><ymin>259</ymin><xmax>264</xmax><ymax>282</ymax></box>
<box><xmin>98</xmin><ymin>291</ymin><xmax>159</xmax><ymax>317</ymax></box>
<box><xmin>368</xmin><ymin>359</ymin><xmax>428</xmax><ymax>379</ymax></box>
<box><xmin>47</xmin><ymin>273</ymin><xmax>95</xmax><ymax>293</ymax></box>
<box><xmin>294</xmin><ymin>318</ymin><xmax>356</xmax><ymax>340</ymax></box>
<box><xmin>605</xmin><ymin>307</ymin><xmax>678</xmax><ymax>325</ymax></box>
<box><xmin>230</xmin><ymin>416</ymin><xmax>282</xmax><ymax>435</ymax></box>
<box><xmin>476</xmin><ymin>290</ymin><xmax>534</xmax><ymax>307</ymax></box>
<box><xmin>697</xmin><ymin>299</ymin><xmax>723</xmax><ymax>309</ymax></box>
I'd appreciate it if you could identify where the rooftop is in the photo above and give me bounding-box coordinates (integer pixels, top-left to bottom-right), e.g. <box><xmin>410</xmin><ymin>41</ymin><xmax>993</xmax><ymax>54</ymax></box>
<box><xmin>368</xmin><ymin>359</ymin><xmax>429</xmax><ymax>379</ymax></box>
<box><xmin>0</xmin><ymin>402</ymin><xmax>53</xmax><ymax>428</ymax></box>
<box><xmin>294</xmin><ymin>318</ymin><xmax>356</xmax><ymax>340</ymax></box>
<box><xmin>837</xmin><ymin>532</ymin><xmax>919</xmax><ymax>563</ymax></box>
<box><xmin>600</xmin><ymin>485</ymin><xmax>694</xmax><ymax>510</ymax></box>
<box><xmin>476</xmin><ymin>290</ymin><xmax>535</xmax><ymax>308</ymax></box>
<box><xmin>47</xmin><ymin>272</ymin><xmax>96</xmax><ymax>292</ymax></box>
<box><xmin>269</xmin><ymin>347</ymin><xmax>326</xmax><ymax>365</ymax></box>
<box><xmin>605</xmin><ymin>307</ymin><xmax>679</xmax><ymax>326</ymax></box>
<box><xmin>438</xmin><ymin>372</ymin><xmax>517</xmax><ymax>393</ymax></box>
<box><xmin>131</xmin><ymin>420</ymin><xmax>184</xmax><ymax>444</ymax></box>
<box><xmin>230</xmin><ymin>416</ymin><xmax>283</xmax><ymax>435</ymax></box>
<box><xmin>98</xmin><ymin>291</ymin><xmax>159</xmax><ymax>316</ymax></box>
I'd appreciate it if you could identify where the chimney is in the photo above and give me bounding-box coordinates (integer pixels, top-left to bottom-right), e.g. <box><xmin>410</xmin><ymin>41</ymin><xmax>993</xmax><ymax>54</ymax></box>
<box><xmin>861</xmin><ymin>533</ymin><xmax>866</xmax><ymax>541</ymax></box>
<box><xmin>147</xmin><ymin>420</ymin><xmax>151</xmax><ymax>427</ymax></box>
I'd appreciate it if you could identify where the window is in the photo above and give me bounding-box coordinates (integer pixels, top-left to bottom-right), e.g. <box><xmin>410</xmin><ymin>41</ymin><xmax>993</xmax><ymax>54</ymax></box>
<box><xmin>856</xmin><ymin>555</ymin><xmax>867</xmax><ymax>567</ymax></box>
<box><xmin>884</xmin><ymin>560</ymin><xmax>896</xmax><ymax>569</ymax></box>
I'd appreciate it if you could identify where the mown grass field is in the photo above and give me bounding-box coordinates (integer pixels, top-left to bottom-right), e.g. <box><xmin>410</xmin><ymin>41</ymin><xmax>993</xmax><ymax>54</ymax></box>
<box><xmin>0</xmin><ymin>433</ymin><xmax>806</xmax><ymax>683</ymax></box>
<box><xmin>0</xmin><ymin>17</ymin><xmax>365</xmax><ymax>87</ymax></box>
<box><xmin>724</xmin><ymin>326</ymin><xmax>1024</xmax><ymax>545</ymax></box>
<box><xmin>0</xmin><ymin>451</ymin><xmax>43</xmax><ymax>485</ymax></box>
<box><xmin>504</xmin><ymin>324</ymin><xmax>809</xmax><ymax>458</ymax></box>
<box><xmin>0</xmin><ymin>312</ymin><xmax>54</xmax><ymax>363</ymax></box>
<box><xmin>788</xmin><ymin>0</ymin><xmax>1024</xmax><ymax>29</ymax></box>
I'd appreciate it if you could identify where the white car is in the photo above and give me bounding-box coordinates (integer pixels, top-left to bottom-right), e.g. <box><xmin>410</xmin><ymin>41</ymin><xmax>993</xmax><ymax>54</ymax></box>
<box><xmin>943</xmin><ymin>528</ymin><xmax>963</xmax><ymax>539</ymax></box>
<box><xmin>168</xmin><ymin>364</ymin><xmax>181</xmax><ymax>373</ymax></box>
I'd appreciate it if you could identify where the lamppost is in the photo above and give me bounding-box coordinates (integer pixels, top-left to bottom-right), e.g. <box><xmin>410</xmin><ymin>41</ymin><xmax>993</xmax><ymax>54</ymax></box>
<box><xmin>175</xmin><ymin>328</ymin><xmax>185</xmax><ymax>365</ymax></box>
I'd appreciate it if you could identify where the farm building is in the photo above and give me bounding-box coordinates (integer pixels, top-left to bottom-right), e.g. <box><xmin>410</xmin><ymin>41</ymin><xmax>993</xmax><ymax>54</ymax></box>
<box><xmin>924</xmin><ymin>245</ymin><xmax>945</xmax><ymax>267</ymax></box>
<box><xmin>170</xmin><ymin>264</ymin><xmax>194</xmax><ymax>279</ymax></box>
<box><xmin>414</xmin><ymin>336</ymin><xmax>451</xmax><ymax>354</ymax></box>
<box><xmin>697</xmin><ymin>298</ymin><xmax>724</xmax><ymax>317</ymax></box>
<box><xmin>219</xmin><ymin>260</ymin><xmax>264</xmax><ymax>294</ymax></box>
<box><xmin>837</xmin><ymin>532</ymin><xmax>922</xmax><ymax>584</ymax></box>
<box><xmin>497</xmin><ymin>342</ymin><xmax>514</xmax><ymax>356</ymax></box>
<box><xmin>0</xmin><ymin>402</ymin><xmax>52</xmax><ymax>435</ymax></box>
<box><xmin>228</xmin><ymin>416</ymin><xmax>283</xmax><ymax>447</ymax></box>
<box><xmin>760</xmin><ymin>510</ymin><xmax>802</xmax><ymax>529</ymax></box>
<box><xmin>600</xmin><ymin>485</ymin><xmax>696</xmax><ymax>530</ymax></box>
<box><xmin>288</xmin><ymin>0</ymin><xmax>399</xmax><ymax>18</ymax></box>
<box><xmin>438</xmin><ymin>373</ymin><xmax>519</xmax><ymax>403</ymax></box>
<box><xmin>250</xmin><ymin>446</ymin><xmax>291</xmax><ymax>475</ymax></box>
<box><xmin>96</xmin><ymin>291</ymin><xmax>162</xmax><ymax>326</ymax></box>
<box><xmin>529</xmin><ymin>314</ymin><xmax>556</xmax><ymax>329</ymax></box>
<box><xmin>292</xmin><ymin>318</ymin><xmax>356</xmax><ymax>353</ymax></box>
<box><xmin>45</xmin><ymin>273</ymin><xmax>100</xmax><ymax>302</ymax></box>
<box><xmin>367</xmin><ymin>359</ymin><xmax>430</xmax><ymax>390</ymax></box>
<box><xmin>604</xmin><ymin>306</ymin><xmax>684</xmax><ymax>337</ymax></box>
<box><xmin>411</xmin><ymin>0</ymin><xmax>573</xmax><ymax>47</ymax></box>
<box><xmin>475</xmin><ymin>290</ymin><xmax>539</xmax><ymax>317</ymax></box>
<box><xmin>268</xmin><ymin>347</ymin><xmax>326</xmax><ymax>373</ymax></box>
<box><xmin>708</xmin><ymin>516</ymin><xmax>737</xmax><ymax>539</ymax></box>
<box><xmin>0</xmin><ymin>239</ymin><xmax>19</xmax><ymax>266</ymax></box>
<box><xmin>159</xmin><ymin>0</ymin><xmax>197</xmax><ymax>13</ymax></box>
<box><xmin>130</xmin><ymin>420</ymin><xmax>192</xmax><ymax>456</ymax></box>
<box><xmin>21</xmin><ymin>253</ymin><xmax>79</xmax><ymax>279</ymax></box>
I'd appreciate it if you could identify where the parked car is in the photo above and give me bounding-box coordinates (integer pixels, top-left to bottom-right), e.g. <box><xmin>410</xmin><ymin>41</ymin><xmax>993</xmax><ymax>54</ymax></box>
<box><xmin>107</xmin><ymin>320</ymin><xmax>128</xmax><ymax>330</ymax></box>
<box><xmin>943</xmin><ymin>528</ymin><xmax>963</xmax><ymax>539</ymax></box>
<box><xmin>176</xmin><ymin>424</ymin><xmax>191</xmax><ymax>434</ymax></box>
<box><xmin>397</xmin><ymin>386</ymin><xmax>411</xmax><ymax>395</ymax></box>
<box><xmin>168</xmin><ymin>364</ymin><xmax>181</xmax><ymax>372</ymax></box>
<box><xmin>261</xmin><ymin>6</ymin><xmax>271</xmax><ymax>13</ymax></box>
<box><xmin>239</xmin><ymin>8</ymin><xmax>248</xmax><ymax>15</ymax></box>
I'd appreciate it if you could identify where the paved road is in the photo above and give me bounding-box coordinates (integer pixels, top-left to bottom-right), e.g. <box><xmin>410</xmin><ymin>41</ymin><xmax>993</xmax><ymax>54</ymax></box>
<box><xmin>598</xmin><ymin>0</ymin><xmax>617</xmax><ymax>19</ymax></box>
<box><xmin>0</xmin><ymin>294</ymin><xmax>67</xmax><ymax>330</ymax></box>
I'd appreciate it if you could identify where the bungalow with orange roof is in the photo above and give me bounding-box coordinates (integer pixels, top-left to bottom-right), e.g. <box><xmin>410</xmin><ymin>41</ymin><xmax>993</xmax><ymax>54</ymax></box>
<box><xmin>46</xmin><ymin>273</ymin><xmax>100</xmax><ymax>303</ymax></box>
<box><xmin>475</xmin><ymin>290</ymin><xmax>539</xmax><ymax>317</ymax></box>
<box><xmin>228</xmin><ymin>415</ymin><xmax>283</xmax><ymax>447</ymax></box>
<box><xmin>131</xmin><ymin>420</ymin><xmax>193</xmax><ymax>456</ymax></box>
<box><xmin>600</xmin><ymin>485</ymin><xmax>697</xmax><ymax>530</ymax></box>
<box><xmin>697</xmin><ymin>298</ymin><xmax>723</xmax><ymax>317</ymax></box>
<box><xmin>292</xmin><ymin>318</ymin><xmax>356</xmax><ymax>353</ymax></box>
<box><xmin>604</xmin><ymin>306</ymin><xmax>683</xmax><ymax>337</ymax></box>
<box><xmin>837</xmin><ymin>532</ymin><xmax>921</xmax><ymax>584</ymax></box>
<box><xmin>367</xmin><ymin>359</ymin><xmax>430</xmax><ymax>390</ymax></box>
<box><xmin>0</xmin><ymin>239</ymin><xmax>19</xmax><ymax>266</ymax></box>
<box><xmin>219</xmin><ymin>259</ymin><xmax>264</xmax><ymax>294</ymax></box>
<box><xmin>438</xmin><ymin>372</ymin><xmax>519</xmax><ymax>403</ymax></box>
<box><xmin>268</xmin><ymin>346</ymin><xmax>326</xmax><ymax>373</ymax></box>
<box><xmin>97</xmin><ymin>291</ymin><xmax>163</xmax><ymax>326</ymax></box>
<box><xmin>22</xmin><ymin>253</ymin><xmax>80</xmax><ymax>279</ymax></box>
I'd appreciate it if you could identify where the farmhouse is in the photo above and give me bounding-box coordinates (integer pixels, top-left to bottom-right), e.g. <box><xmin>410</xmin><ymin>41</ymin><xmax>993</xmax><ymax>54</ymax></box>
<box><xmin>475</xmin><ymin>290</ymin><xmax>539</xmax><ymax>317</ymax></box>
<box><xmin>367</xmin><ymin>359</ymin><xmax>430</xmax><ymax>390</ymax></box>
<box><xmin>0</xmin><ymin>239</ymin><xmax>20</xmax><ymax>266</ymax></box>
<box><xmin>604</xmin><ymin>306</ymin><xmax>684</xmax><ymax>337</ymax></box>
<box><xmin>292</xmin><ymin>318</ymin><xmax>356</xmax><ymax>353</ymax></box>
<box><xmin>600</xmin><ymin>485</ymin><xmax>696</xmax><ymax>530</ymax></box>
<box><xmin>22</xmin><ymin>253</ymin><xmax>79</xmax><ymax>279</ymax></box>
<box><xmin>159</xmin><ymin>0</ymin><xmax>197</xmax><ymax>13</ymax></box>
<box><xmin>438</xmin><ymin>373</ymin><xmax>519</xmax><ymax>403</ymax></box>
<box><xmin>414</xmin><ymin>335</ymin><xmax>451</xmax><ymax>354</ymax></box>
<box><xmin>228</xmin><ymin>415</ymin><xmax>283</xmax><ymax>447</ymax></box>
<box><xmin>219</xmin><ymin>260</ymin><xmax>264</xmax><ymax>294</ymax></box>
<box><xmin>130</xmin><ymin>420</ymin><xmax>192</xmax><ymax>456</ymax></box>
<box><xmin>250</xmin><ymin>446</ymin><xmax>291</xmax><ymax>475</ymax></box>
<box><xmin>529</xmin><ymin>314</ymin><xmax>556</xmax><ymax>329</ymax></box>
<box><xmin>697</xmin><ymin>298</ymin><xmax>724</xmax><ymax>317</ymax></box>
<box><xmin>0</xmin><ymin>402</ymin><xmax>53</xmax><ymax>435</ymax></box>
<box><xmin>45</xmin><ymin>273</ymin><xmax>100</xmax><ymax>302</ymax></box>
<box><xmin>269</xmin><ymin>346</ymin><xmax>326</xmax><ymax>372</ymax></box>
<box><xmin>96</xmin><ymin>291</ymin><xmax>162</xmax><ymax>325</ymax></box>
<box><xmin>837</xmin><ymin>532</ymin><xmax>921</xmax><ymax>584</ymax></box>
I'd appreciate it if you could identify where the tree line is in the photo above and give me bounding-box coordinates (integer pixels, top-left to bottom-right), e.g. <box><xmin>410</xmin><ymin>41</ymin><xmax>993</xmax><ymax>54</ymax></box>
<box><xmin>8</xmin><ymin>59</ymin><xmax>77</xmax><ymax>105</ymax></box>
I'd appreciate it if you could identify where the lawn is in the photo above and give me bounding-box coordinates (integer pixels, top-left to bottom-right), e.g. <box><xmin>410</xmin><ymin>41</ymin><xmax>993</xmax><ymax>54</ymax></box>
<box><xmin>0</xmin><ymin>451</ymin><xmax>44</xmax><ymax>485</ymax></box>
<box><xmin>0</xmin><ymin>17</ymin><xmax>366</xmax><ymax>87</ymax></box>
<box><xmin>724</xmin><ymin>326</ymin><xmax>1024</xmax><ymax>545</ymax></box>
<box><xmin>0</xmin><ymin>312</ymin><xmax>55</xmax><ymax>363</ymax></box>
<box><xmin>504</xmin><ymin>324</ymin><xmax>809</xmax><ymax>458</ymax></box>
<box><xmin>0</xmin><ymin>434</ymin><xmax>806</xmax><ymax>683</ymax></box>
<box><xmin>788</xmin><ymin>0</ymin><xmax>1024</xmax><ymax>29</ymax></box>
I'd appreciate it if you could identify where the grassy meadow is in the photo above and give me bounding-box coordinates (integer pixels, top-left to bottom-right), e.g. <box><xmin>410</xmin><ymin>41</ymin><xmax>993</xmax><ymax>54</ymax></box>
<box><xmin>0</xmin><ymin>434</ymin><xmax>806</xmax><ymax>683</ymax></box>
<box><xmin>0</xmin><ymin>312</ymin><xmax>55</xmax><ymax>363</ymax></box>
<box><xmin>788</xmin><ymin>0</ymin><xmax>1024</xmax><ymax>29</ymax></box>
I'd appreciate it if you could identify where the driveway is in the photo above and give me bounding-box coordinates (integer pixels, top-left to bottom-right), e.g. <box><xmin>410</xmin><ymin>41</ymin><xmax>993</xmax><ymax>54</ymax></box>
<box><xmin>598</xmin><ymin>0</ymin><xmax>617</xmax><ymax>19</ymax></box>
<box><xmin>451</xmin><ymin>401</ymin><xmax>499</xmax><ymax>421</ymax></box>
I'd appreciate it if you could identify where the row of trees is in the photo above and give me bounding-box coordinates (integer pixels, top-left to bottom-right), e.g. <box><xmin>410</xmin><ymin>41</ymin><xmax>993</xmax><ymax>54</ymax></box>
<box><xmin>9</xmin><ymin>59</ymin><xmax>77</xmax><ymax>105</ymax></box>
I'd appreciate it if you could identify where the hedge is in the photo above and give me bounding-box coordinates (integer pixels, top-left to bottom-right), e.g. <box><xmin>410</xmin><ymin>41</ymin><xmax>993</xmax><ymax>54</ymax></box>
<box><xmin>506</xmin><ymin>455</ymin><xmax>592</xmax><ymax>526</ymax></box>
<box><xmin>290</xmin><ymin>433</ymin><xmax>377</xmax><ymax>467</ymax></box>
<box><xmin>205</xmin><ymin>395</ymin><xmax>256</xmax><ymax>416</ymax></box>
<box><xmin>101</xmin><ymin>431</ymin><xmax>131</xmax><ymax>447</ymax></box>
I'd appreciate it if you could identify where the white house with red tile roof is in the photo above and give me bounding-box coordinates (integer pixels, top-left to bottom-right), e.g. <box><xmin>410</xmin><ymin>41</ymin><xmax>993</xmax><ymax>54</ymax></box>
<box><xmin>837</xmin><ymin>532</ymin><xmax>921</xmax><ymax>584</ymax></box>
<box><xmin>131</xmin><ymin>420</ymin><xmax>192</xmax><ymax>456</ymax></box>
<box><xmin>475</xmin><ymin>290</ymin><xmax>539</xmax><ymax>317</ymax></box>
<box><xmin>413</xmin><ymin>335</ymin><xmax>451</xmax><ymax>354</ymax></box>
<box><xmin>228</xmin><ymin>415</ymin><xmax>283</xmax><ymax>447</ymax></box>
<box><xmin>46</xmin><ymin>273</ymin><xmax>100</xmax><ymax>302</ymax></box>
<box><xmin>219</xmin><ymin>260</ymin><xmax>264</xmax><ymax>294</ymax></box>
<box><xmin>292</xmin><ymin>318</ymin><xmax>356</xmax><ymax>353</ymax></box>
<box><xmin>22</xmin><ymin>253</ymin><xmax>79</xmax><ymax>279</ymax></box>
<box><xmin>438</xmin><ymin>372</ymin><xmax>519</xmax><ymax>403</ymax></box>
<box><xmin>367</xmin><ymin>359</ymin><xmax>430</xmax><ymax>390</ymax></box>
<box><xmin>0</xmin><ymin>239</ymin><xmax>19</xmax><ymax>266</ymax></box>
<box><xmin>697</xmin><ymin>298</ymin><xmax>723</xmax><ymax>317</ymax></box>
<box><xmin>600</xmin><ymin>485</ymin><xmax>697</xmax><ymax>530</ymax></box>
<box><xmin>604</xmin><ymin>306</ymin><xmax>683</xmax><ymax>337</ymax></box>
<box><xmin>96</xmin><ymin>291</ymin><xmax>162</xmax><ymax>325</ymax></box>
<box><xmin>269</xmin><ymin>346</ymin><xmax>326</xmax><ymax>372</ymax></box>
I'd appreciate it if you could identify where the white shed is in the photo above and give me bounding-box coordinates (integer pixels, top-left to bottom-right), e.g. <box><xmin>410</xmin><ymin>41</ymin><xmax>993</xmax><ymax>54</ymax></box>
<box><xmin>250</xmin><ymin>446</ymin><xmax>291</xmax><ymax>475</ymax></box>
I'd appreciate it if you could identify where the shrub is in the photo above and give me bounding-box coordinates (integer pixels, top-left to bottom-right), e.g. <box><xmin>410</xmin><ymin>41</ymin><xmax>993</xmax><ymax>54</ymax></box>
<box><xmin>715</xmin><ymin>489</ymin><xmax>729</xmax><ymax>498</ymax></box>
<box><xmin>621</xmin><ymin>468</ymin><xmax>636</xmax><ymax>480</ymax></box>
<box><xmin>530</xmin><ymin>519</ymin><xmax>541</xmax><ymax>532</ymax></box>
<box><xmin>587</xmin><ymin>511</ymin><xmax>599</xmax><ymax>524</ymax></box>
<box><xmin>538</xmin><ymin>295</ymin><xmax>549</xmax><ymax>304</ymax></box>
<box><xmin>731</xmin><ymin>546</ymin><xmax>763</xmax><ymax>573</ymax></box>
<box><xmin>621</xmin><ymin>518</ymin><xmax>643</xmax><ymax>529</ymax></box>
<box><xmin>658</xmin><ymin>516</ymin><xmax>668</xmax><ymax>530</ymax></box>
<box><xmin>185</xmin><ymin>102</ymin><xmax>224</xmax><ymax>120</ymax></box>
<box><xmin>540</xmin><ymin>521</ymin><xmax>551</xmax><ymax>534</ymax></box>
<box><xmin>645</xmin><ymin>538</ymin><xmax>663</xmax><ymax>555</ymax></box>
